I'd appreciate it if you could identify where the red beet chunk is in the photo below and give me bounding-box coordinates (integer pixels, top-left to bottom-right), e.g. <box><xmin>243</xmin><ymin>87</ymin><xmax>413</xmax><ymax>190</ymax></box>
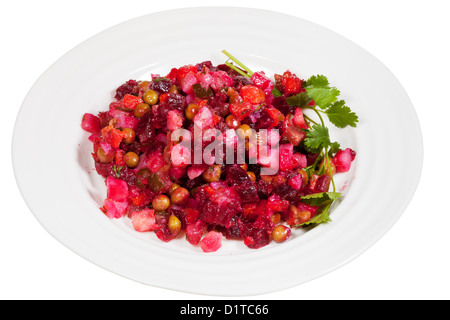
<box><xmin>114</xmin><ymin>79</ymin><xmax>138</xmax><ymax>100</ymax></box>
<box><xmin>186</xmin><ymin>220</ymin><xmax>205</xmax><ymax>245</ymax></box>
<box><xmin>131</xmin><ymin>208</ymin><xmax>157</xmax><ymax>232</ymax></box>
<box><xmin>333</xmin><ymin>148</ymin><xmax>356</xmax><ymax>172</ymax></box>
<box><xmin>201</xmin><ymin>231</ymin><xmax>222</xmax><ymax>252</ymax></box>
<box><xmin>81</xmin><ymin>113</ymin><xmax>101</xmax><ymax>134</ymax></box>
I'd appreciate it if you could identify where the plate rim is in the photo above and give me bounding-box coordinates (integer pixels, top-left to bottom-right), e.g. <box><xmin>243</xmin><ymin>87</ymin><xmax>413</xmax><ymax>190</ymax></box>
<box><xmin>12</xmin><ymin>6</ymin><xmax>423</xmax><ymax>296</ymax></box>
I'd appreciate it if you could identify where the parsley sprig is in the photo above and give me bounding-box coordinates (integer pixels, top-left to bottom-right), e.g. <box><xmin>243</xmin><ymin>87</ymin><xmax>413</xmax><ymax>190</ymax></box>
<box><xmin>286</xmin><ymin>75</ymin><xmax>358</xmax><ymax>192</ymax></box>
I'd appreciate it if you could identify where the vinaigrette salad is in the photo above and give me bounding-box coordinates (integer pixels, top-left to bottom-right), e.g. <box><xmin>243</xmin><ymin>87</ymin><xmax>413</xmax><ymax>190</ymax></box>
<box><xmin>81</xmin><ymin>51</ymin><xmax>358</xmax><ymax>252</ymax></box>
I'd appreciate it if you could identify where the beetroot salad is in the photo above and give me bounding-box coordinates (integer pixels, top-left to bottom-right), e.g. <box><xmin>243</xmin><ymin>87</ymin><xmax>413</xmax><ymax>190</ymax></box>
<box><xmin>81</xmin><ymin>50</ymin><xmax>358</xmax><ymax>252</ymax></box>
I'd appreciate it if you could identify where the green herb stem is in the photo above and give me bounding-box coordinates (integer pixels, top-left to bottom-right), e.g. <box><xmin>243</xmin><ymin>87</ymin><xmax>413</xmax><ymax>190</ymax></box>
<box><xmin>324</xmin><ymin>147</ymin><xmax>336</xmax><ymax>192</ymax></box>
<box><xmin>312</xmin><ymin>107</ymin><xmax>325</xmax><ymax>127</ymax></box>
<box><xmin>222</xmin><ymin>50</ymin><xmax>254</xmax><ymax>76</ymax></box>
<box><xmin>309</xmin><ymin>106</ymin><xmax>336</xmax><ymax>192</ymax></box>
<box><xmin>224</xmin><ymin>61</ymin><xmax>250</xmax><ymax>78</ymax></box>
<box><xmin>303</xmin><ymin>114</ymin><xmax>318</xmax><ymax>125</ymax></box>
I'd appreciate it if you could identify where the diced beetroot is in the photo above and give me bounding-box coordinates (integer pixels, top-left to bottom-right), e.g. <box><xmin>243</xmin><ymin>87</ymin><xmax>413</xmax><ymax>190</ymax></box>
<box><xmin>106</xmin><ymin>176</ymin><xmax>129</xmax><ymax>201</ymax></box>
<box><xmin>258</xmin><ymin>145</ymin><xmax>279</xmax><ymax>171</ymax></box>
<box><xmin>165</xmin><ymin>68</ymin><xmax>179</xmax><ymax>83</ymax></box>
<box><xmin>116</xmin><ymin>115</ymin><xmax>139</xmax><ymax>131</ymax></box>
<box><xmin>128</xmin><ymin>186</ymin><xmax>152</xmax><ymax>207</ymax></box>
<box><xmin>252</xmin><ymin>206</ymin><xmax>275</xmax><ymax>232</ymax></box>
<box><xmin>288</xmin><ymin>174</ymin><xmax>303</xmax><ymax>190</ymax></box>
<box><xmin>267</xmin><ymin>194</ymin><xmax>289</xmax><ymax>212</ymax></box>
<box><xmin>156</xmin><ymin>215</ymin><xmax>183</xmax><ymax>241</ymax></box>
<box><xmin>176</xmin><ymin>64</ymin><xmax>197</xmax><ymax>84</ymax></box>
<box><xmin>187</xmin><ymin>164</ymin><xmax>206</xmax><ymax>180</ymax></box>
<box><xmin>313</xmin><ymin>175</ymin><xmax>332</xmax><ymax>193</ymax></box>
<box><xmin>282</xmin><ymin>125</ymin><xmax>306</xmax><ymax>146</ymax></box>
<box><xmin>186</xmin><ymin>220</ymin><xmax>205</xmax><ymax>245</ymax></box>
<box><xmin>150</xmin><ymin>78</ymin><xmax>173</xmax><ymax>94</ymax></box>
<box><xmin>199</xmin><ymin>200</ymin><xmax>240</xmax><ymax>228</ymax></box>
<box><xmin>136</xmin><ymin>112</ymin><xmax>156</xmax><ymax>144</ymax></box>
<box><xmin>146</xmin><ymin>151</ymin><xmax>167</xmax><ymax>173</ymax></box>
<box><xmin>293</xmin><ymin>153</ymin><xmax>307</xmax><ymax>168</ymax></box>
<box><xmin>169</xmin><ymin>165</ymin><xmax>187</xmax><ymax>180</ymax></box>
<box><xmin>225</xmin><ymin>165</ymin><xmax>251</xmax><ymax>186</ymax></box>
<box><xmin>193</xmin><ymin>106</ymin><xmax>214</xmax><ymax>129</ymax></box>
<box><xmin>209</xmin><ymin>76</ymin><xmax>225</xmax><ymax>92</ymax></box>
<box><xmin>102</xmin><ymin>199</ymin><xmax>128</xmax><ymax>219</ymax></box>
<box><xmin>180</xmin><ymin>72</ymin><xmax>198</xmax><ymax>94</ymax></box>
<box><xmin>88</xmin><ymin>133</ymin><xmax>100</xmax><ymax>143</ymax></box>
<box><xmin>108</xmin><ymin>102</ymin><xmax>130</xmax><ymax>119</ymax></box>
<box><xmin>242</xmin><ymin>203</ymin><xmax>259</xmax><ymax>220</ymax></box>
<box><xmin>209</xmin><ymin>187</ymin><xmax>241</xmax><ymax>206</ymax></box>
<box><xmin>293</xmin><ymin>108</ymin><xmax>308</xmax><ymax>129</ymax></box>
<box><xmin>197</xmin><ymin>72</ymin><xmax>214</xmax><ymax>88</ymax></box>
<box><xmin>244</xmin><ymin>229</ymin><xmax>271</xmax><ymax>249</ymax></box>
<box><xmin>167</xmin><ymin>110</ymin><xmax>184</xmax><ymax>131</ymax></box>
<box><xmin>131</xmin><ymin>208</ymin><xmax>157</xmax><ymax>232</ymax></box>
<box><xmin>261</xmin><ymin>129</ymin><xmax>280</xmax><ymax>147</ymax></box>
<box><xmin>167</xmin><ymin>92</ymin><xmax>184</xmax><ymax>107</ymax></box>
<box><xmin>155</xmin><ymin>227</ymin><xmax>177</xmax><ymax>242</ymax></box>
<box><xmin>209</xmin><ymin>181</ymin><xmax>228</xmax><ymax>190</ymax></box>
<box><xmin>185</xmin><ymin>208</ymin><xmax>201</xmax><ymax>224</ymax></box>
<box><xmin>210</xmin><ymin>70</ymin><xmax>233</xmax><ymax>91</ymax></box>
<box><xmin>216</xmin><ymin>70</ymin><xmax>234</xmax><ymax>86</ymax></box>
<box><xmin>250</xmin><ymin>71</ymin><xmax>274</xmax><ymax>95</ymax></box>
<box><xmin>332</xmin><ymin>148</ymin><xmax>356</xmax><ymax>172</ymax></box>
<box><xmin>158</xmin><ymin>93</ymin><xmax>169</xmax><ymax>103</ymax></box>
<box><xmin>200</xmin><ymin>231</ymin><xmax>222</xmax><ymax>252</ymax></box>
<box><xmin>81</xmin><ymin>113</ymin><xmax>101</xmax><ymax>134</ymax></box>
<box><xmin>265</xmin><ymin>108</ymin><xmax>282</xmax><ymax>128</ymax></box>
<box><xmin>279</xmin><ymin>143</ymin><xmax>296</xmax><ymax>171</ymax></box>
<box><xmin>170</xmin><ymin>144</ymin><xmax>191</xmax><ymax>167</ymax></box>
<box><xmin>115</xmin><ymin>79</ymin><xmax>138</xmax><ymax>100</ymax></box>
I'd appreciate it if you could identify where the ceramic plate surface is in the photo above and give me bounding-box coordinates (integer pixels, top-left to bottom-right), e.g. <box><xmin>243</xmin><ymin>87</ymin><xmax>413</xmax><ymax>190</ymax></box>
<box><xmin>12</xmin><ymin>7</ymin><xmax>423</xmax><ymax>296</ymax></box>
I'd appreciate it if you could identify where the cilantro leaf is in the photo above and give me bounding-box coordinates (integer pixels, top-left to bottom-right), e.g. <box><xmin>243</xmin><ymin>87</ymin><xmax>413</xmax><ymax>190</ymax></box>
<box><xmin>301</xmin><ymin>191</ymin><xmax>341</xmax><ymax>205</ymax></box>
<box><xmin>272</xmin><ymin>87</ymin><xmax>283</xmax><ymax>98</ymax></box>
<box><xmin>305</xmin><ymin>75</ymin><xmax>330</xmax><ymax>87</ymax></box>
<box><xmin>286</xmin><ymin>92</ymin><xmax>312</xmax><ymax>107</ymax></box>
<box><xmin>329</xmin><ymin>141</ymin><xmax>341</xmax><ymax>155</ymax></box>
<box><xmin>305</xmin><ymin>75</ymin><xmax>340</xmax><ymax>110</ymax></box>
<box><xmin>303</xmin><ymin>124</ymin><xmax>331</xmax><ymax>152</ymax></box>
<box><xmin>325</xmin><ymin>100</ymin><xmax>359</xmax><ymax>128</ymax></box>
<box><xmin>305</xmin><ymin>87</ymin><xmax>340</xmax><ymax>110</ymax></box>
<box><xmin>302</xmin><ymin>192</ymin><xmax>342</xmax><ymax>201</ymax></box>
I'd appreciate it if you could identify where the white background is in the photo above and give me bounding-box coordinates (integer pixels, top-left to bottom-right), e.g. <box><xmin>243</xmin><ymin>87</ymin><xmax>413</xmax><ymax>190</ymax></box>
<box><xmin>2</xmin><ymin>0</ymin><xmax>449</xmax><ymax>300</ymax></box>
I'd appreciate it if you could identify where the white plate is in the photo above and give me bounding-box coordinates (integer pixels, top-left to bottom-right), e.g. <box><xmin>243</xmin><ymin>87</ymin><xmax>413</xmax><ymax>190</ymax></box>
<box><xmin>12</xmin><ymin>7</ymin><xmax>423</xmax><ymax>296</ymax></box>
